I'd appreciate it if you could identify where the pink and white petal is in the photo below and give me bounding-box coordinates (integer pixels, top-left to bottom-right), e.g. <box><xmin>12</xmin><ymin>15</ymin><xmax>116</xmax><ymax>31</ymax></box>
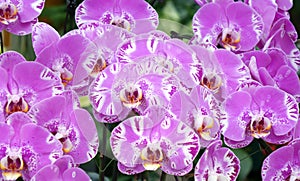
<box><xmin>13</xmin><ymin>62</ymin><xmax>63</xmax><ymax>98</ymax></box>
<box><xmin>276</xmin><ymin>0</ymin><xmax>293</xmax><ymax>11</ymax></box>
<box><xmin>32</xmin><ymin>22</ymin><xmax>60</xmax><ymax>56</ymax></box>
<box><xmin>226</xmin><ymin>2</ymin><xmax>263</xmax><ymax>51</ymax></box>
<box><xmin>215</xmin><ymin>49</ymin><xmax>251</xmax><ymax>78</ymax></box>
<box><xmin>18</xmin><ymin>0</ymin><xmax>45</xmax><ymax>22</ymax></box>
<box><xmin>275</xmin><ymin>65</ymin><xmax>300</xmax><ymax>97</ymax></box>
<box><xmin>222</xmin><ymin>91</ymin><xmax>252</xmax><ymax>141</ymax></box>
<box><xmin>5</xmin><ymin>18</ymin><xmax>37</xmax><ymax>36</ymax></box>
<box><xmin>261</xmin><ymin>144</ymin><xmax>293</xmax><ymax>180</ymax></box>
<box><xmin>193</xmin><ymin>3</ymin><xmax>226</xmax><ymax>44</ymax></box>
<box><xmin>89</xmin><ymin>70</ymin><xmax>124</xmax><ymax>120</ymax></box>
<box><xmin>117</xmin><ymin>162</ymin><xmax>145</xmax><ymax>175</ymax></box>
<box><xmin>68</xmin><ymin>109</ymin><xmax>99</xmax><ymax>164</ymax></box>
<box><xmin>75</xmin><ymin>0</ymin><xmax>114</xmax><ymax>27</ymax></box>
<box><xmin>63</xmin><ymin>167</ymin><xmax>90</xmax><ymax>181</ymax></box>
<box><xmin>31</xmin><ymin>165</ymin><xmax>62</xmax><ymax>181</ymax></box>
<box><xmin>252</xmin><ymin>86</ymin><xmax>298</xmax><ymax>135</ymax></box>
<box><xmin>28</xmin><ymin>95</ymin><xmax>66</xmax><ymax>126</ymax></box>
<box><xmin>110</xmin><ymin>117</ymin><xmax>150</xmax><ymax>167</ymax></box>
<box><xmin>263</xmin><ymin>129</ymin><xmax>292</xmax><ymax>145</ymax></box>
<box><xmin>258</xmin><ymin>67</ymin><xmax>275</xmax><ymax>86</ymax></box>
<box><xmin>163</xmin><ymin>163</ymin><xmax>193</xmax><ymax>176</ymax></box>
<box><xmin>224</xmin><ymin>135</ymin><xmax>254</xmax><ymax>149</ymax></box>
<box><xmin>0</xmin><ymin>51</ymin><xmax>26</xmax><ymax>73</ymax></box>
<box><xmin>161</xmin><ymin>120</ymin><xmax>200</xmax><ymax>168</ymax></box>
<box><xmin>20</xmin><ymin>123</ymin><xmax>63</xmax><ymax>177</ymax></box>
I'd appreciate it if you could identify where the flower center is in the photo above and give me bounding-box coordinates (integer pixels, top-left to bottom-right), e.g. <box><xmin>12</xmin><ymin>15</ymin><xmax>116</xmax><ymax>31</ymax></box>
<box><xmin>250</xmin><ymin>115</ymin><xmax>272</xmax><ymax>139</ymax></box>
<box><xmin>220</xmin><ymin>28</ymin><xmax>241</xmax><ymax>51</ymax></box>
<box><xmin>53</xmin><ymin>126</ymin><xmax>73</xmax><ymax>153</ymax></box>
<box><xmin>5</xmin><ymin>95</ymin><xmax>29</xmax><ymax>116</ymax></box>
<box><xmin>0</xmin><ymin>151</ymin><xmax>24</xmax><ymax>181</ymax></box>
<box><xmin>90</xmin><ymin>57</ymin><xmax>107</xmax><ymax>77</ymax></box>
<box><xmin>140</xmin><ymin>145</ymin><xmax>163</xmax><ymax>171</ymax></box>
<box><xmin>0</xmin><ymin>2</ymin><xmax>18</xmax><ymax>25</ymax></box>
<box><xmin>52</xmin><ymin>60</ymin><xmax>73</xmax><ymax>87</ymax></box>
<box><xmin>111</xmin><ymin>17</ymin><xmax>131</xmax><ymax>31</ymax></box>
<box><xmin>119</xmin><ymin>84</ymin><xmax>143</xmax><ymax>108</ymax></box>
<box><xmin>201</xmin><ymin>73</ymin><xmax>222</xmax><ymax>92</ymax></box>
<box><xmin>194</xmin><ymin>115</ymin><xmax>215</xmax><ymax>141</ymax></box>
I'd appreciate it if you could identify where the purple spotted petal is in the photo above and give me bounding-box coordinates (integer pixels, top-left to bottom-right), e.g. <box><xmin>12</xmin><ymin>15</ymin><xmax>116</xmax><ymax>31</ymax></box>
<box><xmin>17</xmin><ymin>0</ymin><xmax>45</xmax><ymax>22</ymax></box>
<box><xmin>110</xmin><ymin>113</ymin><xmax>200</xmax><ymax>176</ymax></box>
<box><xmin>169</xmin><ymin>86</ymin><xmax>223</xmax><ymax>147</ymax></box>
<box><xmin>32</xmin><ymin>22</ymin><xmax>60</xmax><ymax>56</ymax></box>
<box><xmin>32</xmin><ymin>155</ymin><xmax>90</xmax><ymax>181</ymax></box>
<box><xmin>67</xmin><ymin>109</ymin><xmax>99</xmax><ymax>164</ymax></box>
<box><xmin>75</xmin><ymin>0</ymin><xmax>158</xmax><ymax>34</ymax></box>
<box><xmin>264</xmin><ymin>18</ymin><xmax>300</xmax><ymax>70</ymax></box>
<box><xmin>117</xmin><ymin>162</ymin><xmax>146</xmax><ymax>175</ymax></box>
<box><xmin>245</xmin><ymin>0</ymin><xmax>277</xmax><ymax>42</ymax></box>
<box><xmin>89</xmin><ymin>64</ymin><xmax>127</xmax><ymax>122</ymax></box>
<box><xmin>224</xmin><ymin>135</ymin><xmax>254</xmax><ymax>149</ymax></box>
<box><xmin>2</xmin><ymin>18</ymin><xmax>38</xmax><ymax>36</ymax></box>
<box><xmin>194</xmin><ymin>140</ymin><xmax>240</xmax><ymax>181</ymax></box>
<box><xmin>2</xmin><ymin>113</ymin><xmax>63</xmax><ymax>180</ymax></box>
<box><xmin>261</xmin><ymin>138</ymin><xmax>300</xmax><ymax>180</ymax></box>
<box><xmin>13</xmin><ymin>61</ymin><xmax>63</xmax><ymax>101</ymax></box>
<box><xmin>20</xmin><ymin>124</ymin><xmax>63</xmax><ymax>179</ymax></box>
<box><xmin>0</xmin><ymin>51</ymin><xmax>26</xmax><ymax>74</ymax></box>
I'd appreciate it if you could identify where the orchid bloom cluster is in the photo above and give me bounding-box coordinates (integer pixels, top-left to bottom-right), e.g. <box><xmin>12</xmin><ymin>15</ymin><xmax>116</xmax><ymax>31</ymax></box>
<box><xmin>0</xmin><ymin>0</ymin><xmax>299</xmax><ymax>180</ymax></box>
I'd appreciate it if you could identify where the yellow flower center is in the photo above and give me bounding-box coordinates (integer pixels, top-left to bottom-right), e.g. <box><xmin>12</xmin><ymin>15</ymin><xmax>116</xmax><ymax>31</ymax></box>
<box><xmin>0</xmin><ymin>2</ymin><xmax>18</xmax><ymax>25</ymax></box>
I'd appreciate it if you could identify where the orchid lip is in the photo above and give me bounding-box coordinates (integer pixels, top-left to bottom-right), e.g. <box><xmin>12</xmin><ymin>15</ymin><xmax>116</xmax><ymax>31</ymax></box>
<box><xmin>0</xmin><ymin>2</ymin><xmax>18</xmax><ymax>25</ymax></box>
<box><xmin>54</xmin><ymin>126</ymin><xmax>74</xmax><ymax>153</ymax></box>
<box><xmin>140</xmin><ymin>144</ymin><xmax>163</xmax><ymax>171</ymax></box>
<box><xmin>0</xmin><ymin>150</ymin><xmax>24</xmax><ymax>181</ymax></box>
<box><xmin>194</xmin><ymin>115</ymin><xmax>215</xmax><ymax>141</ymax></box>
<box><xmin>119</xmin><ymin>83</ymin><xmax>143</xmax><ymax>108</ymax></box>
<box><xmin>90</xmin><ymin>57</ymin><xmax>107</xmax><ymax>77</ymax></box>
<box><xmin>219</xmin><ymin>27</ymin><xmax>241</xmax><ymax>51</ymax></box>
<box><xmin>250</xmin><ymin>115</ymin><xmax>272</xmax><ymax>139</ymax></box>
<box><xmin>5</xmin><ymin>95</ymin><xmax>29</xmax><ymax>116</ymax></box>
<box><xmin>201</xmin><ymin>72</ymin><xmax>222</xmax><ymax>92</ymax></box>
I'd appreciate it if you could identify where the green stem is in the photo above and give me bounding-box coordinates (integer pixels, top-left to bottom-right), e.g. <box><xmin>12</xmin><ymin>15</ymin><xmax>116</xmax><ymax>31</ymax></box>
<box><xmin>160</xmin><ymin>172</ymin><xmax>167</xmax><ymax>181</ymax></box>
<box><xmin>99</xmin><ymin>123</ymin><xmax>107</xmax><ymax>181</ymax></box>
<box><xmin>0</xmin><ymin>32</ymin><xmax>3</xmax><ymax>53</ymax></box>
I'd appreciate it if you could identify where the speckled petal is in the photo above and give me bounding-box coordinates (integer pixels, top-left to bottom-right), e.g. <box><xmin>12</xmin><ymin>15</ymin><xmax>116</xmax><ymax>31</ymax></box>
<box><xmin>195</xmin><ymin>140</ymin><xmax>240</xmax><ymax>181</ymax></box>
<box><xmin>32</xmin><ymin>22</ymin><xmax>60</xmax><ymax>56</ymax></box>
<box><xmin>67</xmin><ymin>109</ymin><xmax>99</xmax><ymax>164</ymax></box>
<box><xmin>17</xmin><ymin>0</ymin><xmax>45</xmax><ymax>22</ymax></box>
<box><xmin>4</xmin><ymin>18</ymin><xmax>38</xmax><ymax>36</ymax></box>
<box><xmin>75</xmin><ymin>0</ymin><xmax>158</xmax><ymax>34</ymax></box>
<box><xmin>0</xmin><ymin>51</ymin><xmax>26</xmax><ymax>74</ymax></box>
<box><xmin>261</xmin><ymin>143</ymin><xmax>293</xmax><ymax>180</ymax></box>
<box><xmin>13</xmin><ymin>62</ymin><xmax>63</xmax><ymax>100</ymax></box>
